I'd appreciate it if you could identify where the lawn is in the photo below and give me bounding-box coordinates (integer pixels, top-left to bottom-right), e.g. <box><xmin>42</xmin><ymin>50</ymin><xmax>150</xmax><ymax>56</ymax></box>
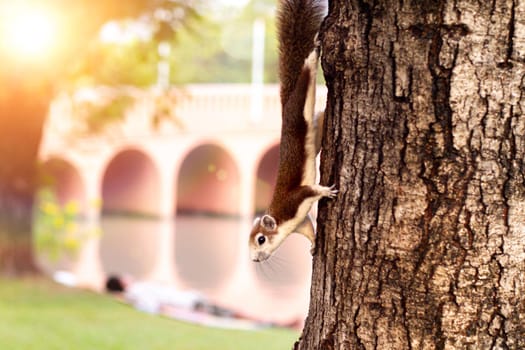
<box><xmin>0</xmin><ymin>278</ymin><xmax>299</xmax><ymax>350</ymax></box>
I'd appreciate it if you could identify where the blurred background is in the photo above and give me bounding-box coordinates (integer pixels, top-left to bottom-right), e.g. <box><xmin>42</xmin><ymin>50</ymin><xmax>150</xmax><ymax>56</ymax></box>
<box><xmin>0</xmin><ymin>0</ymin><xmax>326</xmax><ymax>334</ymax></box>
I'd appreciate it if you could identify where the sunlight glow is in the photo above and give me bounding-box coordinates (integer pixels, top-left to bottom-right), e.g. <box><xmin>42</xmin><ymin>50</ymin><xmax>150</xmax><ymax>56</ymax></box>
<box><xmin>218</xmin><ymin>0</ymin><xmax>250</xmax><ymax>7</ymax></box>
<box><xmin>99</xmin><ymin>20</ymin><xmax>153</xmax><ymax>44</ymax></box>
<box><xmin>1</xmin><ymin>4</ymin><xmax>59</xmax><ymax>62</ymax></box>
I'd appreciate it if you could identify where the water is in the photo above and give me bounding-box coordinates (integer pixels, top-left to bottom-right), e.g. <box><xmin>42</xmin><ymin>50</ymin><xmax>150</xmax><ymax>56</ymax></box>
<box><xmin>99</xmin><ymin>214</ymin><xmax>312</xmax><ymax>291</ymax></box>
<box><xmin>37</xmin><ymin>214</ymin><xmax>313</xmax><ymax>322</ymax></box>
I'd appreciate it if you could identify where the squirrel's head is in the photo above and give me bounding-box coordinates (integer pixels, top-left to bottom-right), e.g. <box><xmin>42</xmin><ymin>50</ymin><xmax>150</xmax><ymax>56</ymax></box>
<box><xmin>249</xmin><ymin>215</ymin><xmax>280</xmax><ymax>262</ymax></box>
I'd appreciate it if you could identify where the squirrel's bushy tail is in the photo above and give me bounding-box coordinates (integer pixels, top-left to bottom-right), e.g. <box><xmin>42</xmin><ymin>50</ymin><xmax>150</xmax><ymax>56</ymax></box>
<box><xmin>277</xmin><ymin>0</ymin><xmax>325</xmax><ymax>105</ymax></box>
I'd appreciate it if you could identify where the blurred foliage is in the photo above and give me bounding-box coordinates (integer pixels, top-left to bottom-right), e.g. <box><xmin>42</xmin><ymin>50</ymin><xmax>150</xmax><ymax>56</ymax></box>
<box><xmin>73</xmin><ymin>93</ymin><xmax>135</xmax><ymax>133</ymax></box>
<box><xmin>72</xmin><ymin>41</ymin><xmax>160</xmax><ymax>87</ymax></box>
<box><xmin>68</xmin><ymin>0</ymin><xmax>279</xmax><ymax>87</ymax></box>
<box><xmin>62</xmin><ymin>0</ymin><xmax>280</xmax><ymax>133</ymax></box>
<box><xmin>0</xmin><ymin>0</ymin><xmax>282</xmax><ymax>88</ymax></box>
<box><xmin>0</xmin><ymin>0</ymin><xmax>193</xmax><ymax>78</ymax></box>
<box><xmin>68</xmin><ymin>0</ymin><xmax>203</xmax><ymax>87</ymax></box>
<box><xmin>172</xmin><ymin>0</ymin><xmax>279</xmax><ymax>83</ymax></box>
<box><xmin>151</xmin><ymin>89</ymin><xmax>187</xmax><ymax>129</ymax></box>
<box><xmin>33</xmin><ymin>188</ymin><xmax>101</xmax><ymax>261</ymax></box>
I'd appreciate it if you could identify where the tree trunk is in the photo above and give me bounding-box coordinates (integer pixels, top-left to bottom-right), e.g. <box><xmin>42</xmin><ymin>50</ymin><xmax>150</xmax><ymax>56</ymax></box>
<box><xmin>297</xmin><ymin>0</ymin><xmax>525</xmax><ymax>349</ymax></box>
<box><xmin>0</xmin><ymin>78</ymin><xmax>50</xmax><ymax>275</ymax></box>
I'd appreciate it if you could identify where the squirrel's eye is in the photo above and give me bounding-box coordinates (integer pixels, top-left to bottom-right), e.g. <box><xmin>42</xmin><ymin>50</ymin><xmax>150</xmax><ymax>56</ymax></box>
<box><xmin>257</xmin><ymin>235</ymin><xmax>266</xmax><ymax>246</ymax></box>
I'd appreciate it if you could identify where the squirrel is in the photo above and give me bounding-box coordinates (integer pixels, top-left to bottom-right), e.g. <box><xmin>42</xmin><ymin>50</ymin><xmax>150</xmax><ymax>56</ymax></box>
<box><xmin>249</xmin><ymin>0</ymin><xmax>336</xmax><ymax>262</ymax></box>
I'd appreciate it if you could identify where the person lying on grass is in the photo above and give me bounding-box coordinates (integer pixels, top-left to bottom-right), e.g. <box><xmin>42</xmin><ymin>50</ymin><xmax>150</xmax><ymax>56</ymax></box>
<box><xmin>105</xmin><ymin>275</ymin><xmax>301</xmax><ymax>330</ymax></box>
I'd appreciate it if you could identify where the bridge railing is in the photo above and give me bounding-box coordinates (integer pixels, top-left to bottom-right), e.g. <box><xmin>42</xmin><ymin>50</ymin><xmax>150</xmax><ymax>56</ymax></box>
<box><xmin>44</xmin><ymin>84</ymin><xmax>328</xmax><ymax>141</ymax></box>
<box><xmin>176</xmin><ymin>84</ymin><xmax>327</xmax><ymax>132</ymax></box>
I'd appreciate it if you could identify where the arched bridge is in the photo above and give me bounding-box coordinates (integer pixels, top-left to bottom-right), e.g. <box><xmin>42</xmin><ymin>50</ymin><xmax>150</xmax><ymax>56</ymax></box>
<box><xmin>38</xmin><ymin>84</ymin><xmax>327</xmax><ymax>323</ymax></box>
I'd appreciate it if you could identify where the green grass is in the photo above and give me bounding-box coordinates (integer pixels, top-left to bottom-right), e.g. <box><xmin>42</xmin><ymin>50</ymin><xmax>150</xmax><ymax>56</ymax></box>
<box><xmin>0</xmin><ymin>278</ymin><xmax>299</xmax><ymax>350</ymax></box>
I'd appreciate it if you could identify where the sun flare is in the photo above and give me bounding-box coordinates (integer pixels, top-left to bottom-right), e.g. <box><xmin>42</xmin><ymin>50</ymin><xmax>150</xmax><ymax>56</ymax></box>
<box><xmin>1</xmin><ymin>4</ymin><xmax>58</xmax><ymax>62</ymax></box>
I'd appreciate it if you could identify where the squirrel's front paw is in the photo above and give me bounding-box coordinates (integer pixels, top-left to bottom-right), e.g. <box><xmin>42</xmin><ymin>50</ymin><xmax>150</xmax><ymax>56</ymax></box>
<box><xmin>318</xmin><ymin>184</ymin><xmax>338</xmax><ymax>199</ymax></box>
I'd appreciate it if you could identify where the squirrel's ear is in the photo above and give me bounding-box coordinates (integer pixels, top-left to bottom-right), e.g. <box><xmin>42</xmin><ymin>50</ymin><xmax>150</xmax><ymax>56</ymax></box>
<box><xmin>261</xmin><ymin>215</ymin><xmax>277</xmax><ymax>230</ymax></box>
<box><xmin>253</xmin><ymin>217</ymin><xmax>261</xmax><ymax>227</ymax></box>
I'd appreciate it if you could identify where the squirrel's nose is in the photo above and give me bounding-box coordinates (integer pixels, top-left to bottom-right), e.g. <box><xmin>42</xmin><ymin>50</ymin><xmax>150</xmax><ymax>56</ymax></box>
<box><xmin>251</xmin><ymin>251</ymin><xmax>270</xmax><ymax>262</ymax></box>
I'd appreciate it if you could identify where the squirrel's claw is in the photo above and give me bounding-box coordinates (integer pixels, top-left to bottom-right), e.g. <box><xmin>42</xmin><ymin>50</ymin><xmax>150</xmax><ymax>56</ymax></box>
<box><xmin>317</xmin><ymin>184</ymin><xmax>338</xmax><ymax>199</ymax></box>
<box><xmin>327</xmin><ymin>184</ymin><xmax>338</xmax><ymax>198</ymax></box>
<box><xmin>310</xmin><ymin>241</ymin><xmax>316</xmax><ymax>256</ymax></box>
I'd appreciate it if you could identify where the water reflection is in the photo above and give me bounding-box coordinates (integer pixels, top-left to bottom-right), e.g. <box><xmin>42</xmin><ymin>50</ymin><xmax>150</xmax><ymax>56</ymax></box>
<box><xmin>174</xmin><ymin>215</ymin><xmax>239</xmax><ymax>289</ymax></box>
<box><xmin>36</xmin><ymin>213</ymin><xmax>312</xmax><ymax>321</ymax></box>
<box><xmin>99</xmin><ymin>216</ymin><xmax>163</xmax><ymax>279</ymax></box>
<box><xmin>98</xmin><ymin>214</ymin><xmax>312</xmax><ymax>291</ymax></box>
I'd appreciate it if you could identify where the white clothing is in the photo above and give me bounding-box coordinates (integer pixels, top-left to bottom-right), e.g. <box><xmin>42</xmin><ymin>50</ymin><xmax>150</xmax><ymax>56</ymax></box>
<box><xmin>125</xmin><ymin>282</ymin><xmax>204</xmax><ymax>314</ymax></box>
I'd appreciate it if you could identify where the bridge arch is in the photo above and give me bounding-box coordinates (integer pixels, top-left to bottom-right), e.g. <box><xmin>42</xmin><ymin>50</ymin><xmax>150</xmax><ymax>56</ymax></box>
<box><xmin>39</xmin><ymin>157</ymin><xmax>87</xmax><ymax>213</ymax></box>
<box><xmin>253</xmin><ymin>143</ymin><xmax>280</xmax><ymax>216</ymax></box>
<box><xmin>101</xmin><ymin>147</ymin><xmax>161</xmax><ymax>216</ymax></box>
<box><xmin>99</xmin><ymin>147</ymin><xmax>161</xmax><ymax>279</ymax></box>
<box><xmin>175</xmin><ymin>142</ymin><xmax>240</xmax><ymax>217</ymax></box>
<box><xmin>174</xmin><ymin>142</ymin><xmax>241</xmax><ymax>289</ymax></box>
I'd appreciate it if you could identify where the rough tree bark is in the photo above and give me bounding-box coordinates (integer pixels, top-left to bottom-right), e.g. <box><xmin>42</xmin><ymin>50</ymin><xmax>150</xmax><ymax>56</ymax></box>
<box><xmin>296</xmin><ymin>0</ymin><xmax>525</xmax><ymax>349</ymax></box>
